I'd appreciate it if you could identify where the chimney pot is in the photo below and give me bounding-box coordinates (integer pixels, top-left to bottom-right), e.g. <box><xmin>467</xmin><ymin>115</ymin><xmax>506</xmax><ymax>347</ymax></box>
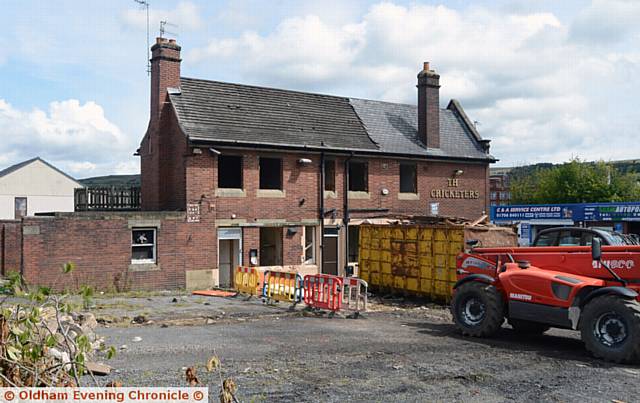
<box><xmin>423</xmin><ymin>62</ymin><xmax>430</xmax><ymax>71</ymax></box>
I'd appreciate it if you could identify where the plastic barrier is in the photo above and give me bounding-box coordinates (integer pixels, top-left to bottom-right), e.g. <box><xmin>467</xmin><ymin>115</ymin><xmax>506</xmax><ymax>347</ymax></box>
<box><xmin>234</xmin><ymin>267</ymin><xmax>262</xmax><ymax>296</ymax></box>
<box><xmin>262</xmin><ymin>270</ymin><xmax>303</xmax><ymax>303</ymax></box>
<box><xmin>340</xmin><ymin>276</ymin><xmax>368</xmax><ymax>313</ymax></box>
<box><xmin>303</xmin><ymin>274</ymin><xmax>343</xmax><ymax>312</ymax></box>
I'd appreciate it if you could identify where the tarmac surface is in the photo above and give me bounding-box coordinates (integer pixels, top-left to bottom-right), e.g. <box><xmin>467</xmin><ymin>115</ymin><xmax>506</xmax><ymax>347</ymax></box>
<box><xmin>92</xmin><ymin>294</ymin><xmax>640</xmax><ymax>402</ymax></box>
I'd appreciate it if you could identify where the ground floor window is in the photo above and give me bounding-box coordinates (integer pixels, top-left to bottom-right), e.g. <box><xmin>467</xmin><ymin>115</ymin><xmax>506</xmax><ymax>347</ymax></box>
<box><xmin>14</xmin><ymin>197</ymin><xmax>27</xmax><ymax>219</ymax></box>
<box><xmin>131</xmin><ymin>228</ymin><xmax>156</xmax><ymax>264</ymax></box>
<box><xmin>348</xmin><ymin>225</ymin><xmax>360</xmax><ymax>263</ymax></box>
<box><xmin>260</xmin><ymin>227</ymin><xmax>282</xmax><ymax>266</ymax></box>
<box><xmin>304</xmin><ymin>226</ymin><xmax>315</xmax><ymax>264</ymax></box>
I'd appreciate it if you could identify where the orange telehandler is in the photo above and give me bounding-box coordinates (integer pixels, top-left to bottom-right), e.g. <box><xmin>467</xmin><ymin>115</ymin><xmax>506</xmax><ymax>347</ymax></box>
<box><xmin>451</xmin><ymin>239</ymin><xmax>640</xmax><ymax>363</ymax></box>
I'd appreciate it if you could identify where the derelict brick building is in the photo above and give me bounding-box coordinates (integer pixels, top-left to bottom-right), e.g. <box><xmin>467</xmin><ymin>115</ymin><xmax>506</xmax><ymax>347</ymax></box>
<box><xmin>0</xmin><ymin>38</ymin><xmax>495</xmax><ymax>290</ymax></box>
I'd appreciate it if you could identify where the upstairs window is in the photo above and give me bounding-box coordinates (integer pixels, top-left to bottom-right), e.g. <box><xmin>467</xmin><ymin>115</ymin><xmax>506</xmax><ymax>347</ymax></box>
<box><xmin>400</xmin><ymin>163</ymin><xmax>417</xmax><ymax>193</ymax></box>
<box><xmin>259</xmin><ymin>157</ymin><xmax>282</xmax><ymax>190</ymax></box>
<box><xmin>132</xmin><ymin>228</ymin><xmax>156</xmax><ymax>264</ymax></box>
<box><xmin>324</xmin><ymin>160</ymin><xmax>335</xmax><ymax>191</ymax></box>
<box><xmin>348</xmin><ymin>162</ymin><xmax>368</xmax><ymax>192</ymax></box>
<box><xmin>218</xmin><ymin>155</ymin><xmax>243</xmax><ymax>189</ymax></box>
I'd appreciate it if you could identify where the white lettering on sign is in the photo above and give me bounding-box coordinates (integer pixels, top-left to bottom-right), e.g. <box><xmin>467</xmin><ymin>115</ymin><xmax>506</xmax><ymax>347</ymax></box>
<box><xmin>592</xmin><ymin>260</ymin><xmax>635</xmax><ymax>270</ymax></box>
<box><xmin>509</xmin><ymin>293</ymin><xmax>532</xmax><ymax>301</ymax></box>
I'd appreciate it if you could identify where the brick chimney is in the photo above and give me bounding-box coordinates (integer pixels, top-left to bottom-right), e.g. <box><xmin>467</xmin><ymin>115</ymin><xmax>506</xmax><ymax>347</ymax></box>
<box><xmin>150</xmin><ymin>37</ymin><xmax>181</xmax><ymax>121</ymax></box>
<box><xmin>417</xmin><ymin>62</ymin><xmax>440</xmax><ymax>149</ymax></box>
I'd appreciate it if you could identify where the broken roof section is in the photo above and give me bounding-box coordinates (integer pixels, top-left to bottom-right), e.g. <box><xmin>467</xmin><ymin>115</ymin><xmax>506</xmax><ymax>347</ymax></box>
<box><xmin>169</xmin><ymin>77</ymin><xmax>495</xmax><ymax>161</ymax></box>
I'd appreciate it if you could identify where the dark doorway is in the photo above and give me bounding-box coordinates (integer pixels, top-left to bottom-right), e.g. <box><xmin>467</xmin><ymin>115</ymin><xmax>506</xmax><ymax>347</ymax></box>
<box><xmin>323</xmin><ymin>228</ymin><xmax>339</xmax><ymax>275</ymax></box>
<box><xmin>260</xmin><ymin>227</ymin><xmax>282</xmax><ymax>266</ymax></box>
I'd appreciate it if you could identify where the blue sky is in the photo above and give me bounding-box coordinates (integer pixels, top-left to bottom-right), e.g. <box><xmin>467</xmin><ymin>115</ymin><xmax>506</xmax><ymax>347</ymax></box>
<box><xmin>0</xmin><ymin>0</ymin><xmax>638</xmax><ymax>177</ymax></box>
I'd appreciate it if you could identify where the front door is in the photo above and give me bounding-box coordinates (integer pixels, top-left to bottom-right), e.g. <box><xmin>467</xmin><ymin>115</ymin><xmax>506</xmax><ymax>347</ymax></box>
<box><xmin>218</xmin><ymin>240</ymin><xmax>235</xmax><ymax>288</ymax></box>
<box><xmin>323</xmin><ymin>229</ymin><xmax>339</xmax><ymax>275</ymax></box>
<box><xmin>218</xmin><ymin>228</ymin><xmax>242</xmax><ymax>288</ymax></box>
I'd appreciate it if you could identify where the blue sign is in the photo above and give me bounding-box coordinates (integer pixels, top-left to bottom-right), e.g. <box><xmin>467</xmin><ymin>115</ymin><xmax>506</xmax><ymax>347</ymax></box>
<box><xmin>492</xmin><ymin>202</ymin><xmax>640</xmax><ymax>223</ymax></box>
<box><xmin>492</xmin><ymin>205</ymin><xmax>581</xmax><ymax>221</ymax></box>
<box><xmin>584</xmin><ymin>204</ymin><xmax>640</xmax><ymax>221</ymax></box>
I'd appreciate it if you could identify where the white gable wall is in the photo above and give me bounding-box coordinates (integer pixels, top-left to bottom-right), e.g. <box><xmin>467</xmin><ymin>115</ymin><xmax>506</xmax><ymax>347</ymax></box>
<box><xmin>0</xmin><ymin>160</ymin><xmax>81</xmax><ymax>219</ymax></box>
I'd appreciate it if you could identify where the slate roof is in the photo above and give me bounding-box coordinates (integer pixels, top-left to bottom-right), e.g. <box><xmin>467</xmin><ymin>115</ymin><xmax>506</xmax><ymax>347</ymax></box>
<box><xmin>171</xmin><ymin>78</ymin><xmax>378</xmax><ymax>152</ymax></box>
<box><xmin>349</xmin><ymin>98</ymin><xmax>492</xmax><ymax>160</ymax></box>
<box><xmin>0</xmin><ymin>157</ymin><xmax>81</xmax><ymax>184</ymax></box>
<box><xmin>168</xmin><ymin>77</ymin><xmax>495</xmax><ymax>161</ymax></box>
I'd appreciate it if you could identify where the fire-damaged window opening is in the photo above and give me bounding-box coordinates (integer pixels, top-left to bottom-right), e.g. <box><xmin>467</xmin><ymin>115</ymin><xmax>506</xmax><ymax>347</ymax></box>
<box><xmin>348</xmin><ymin>225</ymin><xmax>360</xmax><ymax>263</ymax></box>
<box><xmin>260</xmin><ymin>227</ymin><xmax>282</xmax><ymax>266</ymax></box>
<box><xmin>304</xmin><ymin>226</ymin><xmax>315</xmax><ymax>264</ymax></box>
<box><xmin>131</xmin><ymin>228</ymin><xmax>156</xmax><ymax>264</ymax></box>
<box><xmin>259</xmin><ymin>157</ymin><xmax>283</xmax><ymax>190</ymax></box>
<box><xmin>218</xmin><ymin>155</ymin><xmax>243</xmax><ymax>188</ymax></box>
<box><xmin>324</xmin><ymin>160</ymin><xmax>335</xmax><ymax>191</ymax></box>
<box><xmin>400</xmin><ymin>163</ymin><xmax>418</xmax><ymax>193</ymax></box>
<box><xmin>349</xmin><ymin>162</ymin><xmax>368</xmax><ymax>192</ymax></box>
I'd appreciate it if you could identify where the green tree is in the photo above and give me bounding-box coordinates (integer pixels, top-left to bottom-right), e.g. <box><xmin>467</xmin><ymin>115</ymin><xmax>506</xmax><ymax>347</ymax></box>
<box><xmin>511</xmin><ymin>159</ymin><xmax>640</xmax><ymax>204</ymax></box>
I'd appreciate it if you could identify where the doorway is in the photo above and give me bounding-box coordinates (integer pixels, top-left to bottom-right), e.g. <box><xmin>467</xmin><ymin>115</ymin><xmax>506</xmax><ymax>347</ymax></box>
<box><xmin>218</xmin><ymin>228</ymin><xmax>242</xmax><ymax>288</ymax></box>
<box><xmin>323</xmin><ymin>227</ymin><xmax>339</xmax><ymax>275</ymax></box>
<box><xmin>260</xmin><ymin>227</ymin><xmax>282</xmax><ymax>266</ymax></box>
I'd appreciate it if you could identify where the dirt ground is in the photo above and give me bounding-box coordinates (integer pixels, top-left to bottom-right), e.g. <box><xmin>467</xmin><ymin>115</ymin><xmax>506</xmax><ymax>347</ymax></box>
<box><xmin>86</xmin><ymin>293</ymin><xmax>639</xmax><ymax>403</ymax></box>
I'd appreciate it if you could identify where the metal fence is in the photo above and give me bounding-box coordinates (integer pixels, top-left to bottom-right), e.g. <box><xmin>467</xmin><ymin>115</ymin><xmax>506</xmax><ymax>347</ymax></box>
<box><xmin>74</xmin><ymin>187</ymin><xmax>141</xmax><ymax>211</ymax></box>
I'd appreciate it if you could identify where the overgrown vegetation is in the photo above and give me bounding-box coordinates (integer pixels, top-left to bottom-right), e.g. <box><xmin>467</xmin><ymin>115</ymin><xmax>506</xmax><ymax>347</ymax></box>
<box><xmin>0</xmin><ymin>265</ymin><xmax>112</xmax><ymax>386</ymax></box>
<box><xmin>511</xmin><ymin>158</ymin><xmax>640</xmax><ymax>204</ymax></box>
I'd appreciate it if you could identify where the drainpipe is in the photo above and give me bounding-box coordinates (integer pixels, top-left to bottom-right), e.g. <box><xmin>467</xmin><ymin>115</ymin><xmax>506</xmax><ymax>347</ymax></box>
<box><xmin>319</xmin><ymin>152</ymin><xmax>325</xmax><ymax>272</ymax></box>
<box><xmin>343</xmin><ymin>152</ymin><xmax>354</xmax><ymax>276</ymax></box>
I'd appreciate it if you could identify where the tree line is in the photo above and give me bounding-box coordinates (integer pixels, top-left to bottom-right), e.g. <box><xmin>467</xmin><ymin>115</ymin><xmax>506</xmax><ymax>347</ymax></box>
<box><xmin>510</xmin><ymin>159</ymin><xmax>640</xmax><ymax>204</ymax></box>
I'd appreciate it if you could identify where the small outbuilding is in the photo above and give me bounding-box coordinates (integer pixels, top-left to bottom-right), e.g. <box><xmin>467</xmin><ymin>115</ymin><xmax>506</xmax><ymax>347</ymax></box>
<box><xmin>0</xmin><ymin>157</ymin><xmax>82</xmax><ymax>219</ymax></box>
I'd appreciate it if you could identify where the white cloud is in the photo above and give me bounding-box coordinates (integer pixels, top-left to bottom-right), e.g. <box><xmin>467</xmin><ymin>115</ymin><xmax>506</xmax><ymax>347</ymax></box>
<box><xmin>188</xmin><ymin>1</ymin><xmax>640</xmax><ymax>166</ymax></box>
<box><xmin>0</xmin><ymin>98</ymin><xmax>136</xmax><ymax>177</ymax></box>
<box><xmin>122</xmin><ymin>1</ymin><xmax>203</xmax><ymax>33</ymax></box>
<box><xmin>570</xmin><ymin>0</ymin><xmax>640</xmax><ymax>45</ymax></box>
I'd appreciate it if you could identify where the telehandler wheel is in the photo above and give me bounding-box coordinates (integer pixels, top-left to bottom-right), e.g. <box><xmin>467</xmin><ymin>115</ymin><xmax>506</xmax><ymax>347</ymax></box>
<box><xmin>508</xmin><ymin>319</ymin><xmax>550</xmax><ymax>335</ymax></box>
<box><xmin>580</xmin><ymin>295</ymin><xmax>640</xmax><ymax>364</ymax></box>
<box><xmin>451</xmin><ymin>281</ymin><xmax>504</xmax><ymax>337</ymax></box>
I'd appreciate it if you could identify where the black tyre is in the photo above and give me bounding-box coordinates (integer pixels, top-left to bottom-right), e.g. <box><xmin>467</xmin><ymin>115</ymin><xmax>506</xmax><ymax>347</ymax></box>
<box><xmin>508</xmin><ymin>319</ymin><xmax>550</xmax><ymax>335</ymax></box>
<box><xmin>451</xmin><ymin>281</ymin><xmax>505</xmax><ymax>337</ymax></box>
<box><xmin>580</xmin><ymin>295</ymin><xmax>640</xmax><ymax>364</ymax></box>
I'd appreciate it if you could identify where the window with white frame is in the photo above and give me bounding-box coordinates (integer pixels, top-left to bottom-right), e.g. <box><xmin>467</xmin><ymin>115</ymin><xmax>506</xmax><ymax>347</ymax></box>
<box><xmin>304</xmin><ymin>226</ymin><xmax>315</xmax><ymax>264</ymax></box>
<box><xmin>131</xmin><ymin>228</ymin><xmax>156</xmax><ymax>264</ymax></box>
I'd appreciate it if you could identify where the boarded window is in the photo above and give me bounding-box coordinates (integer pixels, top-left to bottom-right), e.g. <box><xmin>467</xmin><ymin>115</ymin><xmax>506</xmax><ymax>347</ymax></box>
<box><xmin>400</xmin><ymin>163</ymin><xmax>417</xmax><ymax>193</ymax></box>
<box><xmin>218</xmin><ymin>155</ymin><xmax>243</xmax><ymax>188</ymax></box>
<box><xmin>14</xmin><ymin>197</ymin><xmax>27</xmax><ymax>219</ymax></box>
<box><xmin>324</xmin><ymin>160</ymin><xmax>335</xmax><ymax>191</ymax></box>
<box><xmin>259</xmin><ymin>157</ymin><xmax>282</xmax><ymax>190</ymax></box>
<box><xmin>304</xmin><ymin>226</ymin><xmax>315</xmax><ymax>264</ymax></box>
<box><xmin>348</xmin><ymin>162</ymin><xmax>368</xmax><ymax>192</ymax></box>
<box><xmin>131</xmin><ymin>228</ymin><xmax>156</xmax><ymax>264</ymax></box>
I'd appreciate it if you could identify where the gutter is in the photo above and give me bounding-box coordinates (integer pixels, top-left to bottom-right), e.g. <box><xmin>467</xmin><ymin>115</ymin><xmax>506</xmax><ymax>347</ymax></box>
<box><xmin>187</xmin><ymin>136</ymin><xmax>497</xmax><ymax>163</ymax></box>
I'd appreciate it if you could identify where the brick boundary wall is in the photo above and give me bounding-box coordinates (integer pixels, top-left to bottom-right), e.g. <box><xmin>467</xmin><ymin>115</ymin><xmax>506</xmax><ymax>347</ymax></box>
<box><xmin>14</xmin><ymin>212</ymin><xmax>214</xmax><ymax>292</ymax></box>
<box><xmin>0</xmin><ymin>220</ymin><xmax>22</xmax><ymax>277</ymax></box>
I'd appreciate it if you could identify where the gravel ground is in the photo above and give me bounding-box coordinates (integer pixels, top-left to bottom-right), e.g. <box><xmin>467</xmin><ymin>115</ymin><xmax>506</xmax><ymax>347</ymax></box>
<box><xmin>88</xmin><ymin>294</ymin><xmax>640</xmax><ymax>403</ymax></box>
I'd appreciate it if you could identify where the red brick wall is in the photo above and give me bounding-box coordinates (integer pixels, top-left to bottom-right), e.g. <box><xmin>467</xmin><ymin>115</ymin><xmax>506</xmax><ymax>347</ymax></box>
<box><xmin>141</xmin><ymin>37</ymin><xmax>183</xmax><ymax>211</ymax></box>
<box><xmin>182</xmin><ymin>148</ymin><xmax>487</xmax><ymax>267</ymax></box>
<box><xmin>1</xmin><ymin>220</ymin><xmax>22</xmax><ymax>276</ymax></box>
<box><xmin>18</xmin><ymin>213</ymin><xmax>214</xmax><ymax>292</ymax></box>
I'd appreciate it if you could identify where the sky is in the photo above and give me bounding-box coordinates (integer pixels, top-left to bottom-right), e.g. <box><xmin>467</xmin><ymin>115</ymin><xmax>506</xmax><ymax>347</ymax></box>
<box><xmin>0</xmin><ymin>0</ymin><xmax>639</xmax><ymax>178</ymax></box>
